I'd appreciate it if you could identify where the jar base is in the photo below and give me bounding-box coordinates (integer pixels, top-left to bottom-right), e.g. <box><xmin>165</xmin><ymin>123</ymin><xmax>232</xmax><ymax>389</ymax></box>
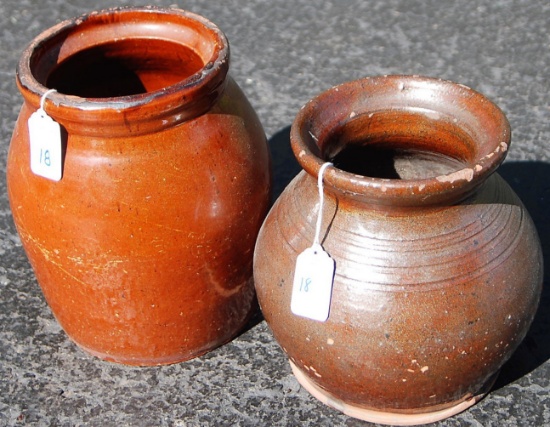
<box><xmin>289</xmin><ymin>360</ymin><xmax>495</xmax><ymax>426</ymax></box>
<box><xmin>70</xmin><ymin>312</ymin><xmax>255</xmax><ymax>366</ymax></box>
<box><xmin>75</xmin><ymin>341</ymin><xmax>214</xmax><ymax>366</ymax></box>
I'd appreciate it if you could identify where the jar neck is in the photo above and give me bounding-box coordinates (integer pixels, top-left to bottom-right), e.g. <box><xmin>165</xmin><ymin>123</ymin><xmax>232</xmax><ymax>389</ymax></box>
<box><xmin>291</xmin><ymin>76</ymin><xmax>510</xmax><ymax>210</ymax></box>
<box><xmin>16</xmin><ymin>6</ymin><xmax>229</xmax><ymax>137</ymax></box>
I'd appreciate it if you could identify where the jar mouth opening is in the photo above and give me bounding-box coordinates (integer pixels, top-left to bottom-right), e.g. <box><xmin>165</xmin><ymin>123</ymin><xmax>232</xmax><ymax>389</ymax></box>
<box><xmin>17</xmin><ymin>6</ymin><xmax>229</xmax><ymax>128</ymax></box>
<box><xmin>291</xmin><ymin>75</ymin><xmax>511</xmax><ymax>207</ymax></box>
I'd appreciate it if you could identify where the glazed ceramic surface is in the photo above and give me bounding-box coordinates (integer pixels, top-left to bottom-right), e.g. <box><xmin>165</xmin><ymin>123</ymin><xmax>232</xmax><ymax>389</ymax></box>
<box><xmin>253</xmin><ymin>76</ymin><xmax>542</xmax><ymax>424</ymax></box>
<box><xmin>7</xmin><ymin>7</ymin><xmax>271</xmax><ymax>365</ymax></box>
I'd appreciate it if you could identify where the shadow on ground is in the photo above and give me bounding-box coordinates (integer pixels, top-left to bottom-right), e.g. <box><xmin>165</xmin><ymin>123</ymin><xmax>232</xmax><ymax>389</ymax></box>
<box><xmin>267</xmin><ymin>126</ymin><xmax>301</xmax><ymax>201</ymax></box>
<box><xmin>493</xmin><ymin>161</ymin><xmax>550</xmax><ymax>389</ymax></box>
<box><xmin>240</xmin><ymin>126</ymin><xmax>299</xmax><ymax>335</ymax></box>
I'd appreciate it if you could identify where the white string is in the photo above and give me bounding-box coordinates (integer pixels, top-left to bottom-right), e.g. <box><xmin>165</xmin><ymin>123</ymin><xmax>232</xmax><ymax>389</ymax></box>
<box><xmin>40</xmin><ymin>89</ymin><xmax>57</xmax><ymax>112</ymax></box>
<box><xmin>313</xmin><ymin>162</ymin><xmax>333</xmax><ymax>247</ymax></box>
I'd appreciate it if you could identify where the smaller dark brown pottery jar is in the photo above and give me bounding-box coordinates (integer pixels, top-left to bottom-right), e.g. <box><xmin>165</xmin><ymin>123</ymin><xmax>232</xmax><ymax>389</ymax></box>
<box><xmin>253</xmin><ymin>75</ymin><xmax>542</xmax><ymax>425</ymax></box>
<box><xmin>7</xmin><ymin>7</ymin><xmax>271</xmax><ymax>365</ymax></box>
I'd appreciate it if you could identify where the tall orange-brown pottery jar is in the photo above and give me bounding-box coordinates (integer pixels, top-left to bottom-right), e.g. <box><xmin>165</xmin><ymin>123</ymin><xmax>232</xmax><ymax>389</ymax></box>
<box><xmin>253</xmin><ymin>75</ymin><xmax>542</xmax><ymax>425</ymax></box>
<box><xmin>7</xmin><ymin>7</ymin><xmax>271</xmax><ymax>366</ymax></box>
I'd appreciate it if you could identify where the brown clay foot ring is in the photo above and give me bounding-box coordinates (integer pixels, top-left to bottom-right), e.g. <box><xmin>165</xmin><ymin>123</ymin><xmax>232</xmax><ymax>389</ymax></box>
<box><xmin>290</xmin><ymin>361</ymin><xmax>496</xmax><ymax>426</ymax></box>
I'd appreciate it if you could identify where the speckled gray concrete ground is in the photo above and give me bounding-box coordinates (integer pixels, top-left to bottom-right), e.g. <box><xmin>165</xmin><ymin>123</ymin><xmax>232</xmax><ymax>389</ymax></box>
<box><xmin>1</xmin><ymin>1</ymin><xmax>549</xmax><ymax>426</ymax></box>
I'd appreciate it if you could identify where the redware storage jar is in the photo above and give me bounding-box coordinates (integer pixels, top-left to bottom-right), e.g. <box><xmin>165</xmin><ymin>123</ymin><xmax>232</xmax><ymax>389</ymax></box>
<box><xmin>7</xmin><ymin>7</ymin><xmax>271</xmax><ymax>365</ymax></box>
<box><xmin>253</xmin><ymin>75</ymin><xmax>542</xmax><ymax>425</ymax></box>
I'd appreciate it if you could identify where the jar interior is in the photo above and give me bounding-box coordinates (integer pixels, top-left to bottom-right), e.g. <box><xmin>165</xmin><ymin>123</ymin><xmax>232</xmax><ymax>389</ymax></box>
<box><xmin>46</xmin><ymin>38</ymin><xmax>205</xmax><ymax>98</ymax></box>
<box><xmin>330</xmin><ymin>145</ymin><xmax>468</xmax><ymax>180</ymax></box>
<box><xmin>322</xmin><ymin>111</ymin><xmax>475</xmax><ymax>180</ymax></box>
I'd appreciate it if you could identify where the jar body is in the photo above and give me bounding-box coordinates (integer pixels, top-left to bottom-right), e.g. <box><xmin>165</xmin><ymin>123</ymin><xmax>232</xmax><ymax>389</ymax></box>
<box><xmin>253</xmin><ymin>75</ymin><xmax>542</xmax><ymax>424</ymax></box>
<box><xmin>7</xmin><ymin>8</ymin><xmax>271</xmax><ymax>365</ymax></box>
<box><xmin>254</xmin><ymin>171</ymin><xmax>541</xmax><ymax>415</ymax></box>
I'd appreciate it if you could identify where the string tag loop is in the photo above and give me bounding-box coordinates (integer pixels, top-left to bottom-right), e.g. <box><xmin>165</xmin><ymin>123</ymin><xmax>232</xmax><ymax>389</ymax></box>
<box><xmin>291</xmin><ymin>162</ymin><xmax>336</xmax><ymax>322</ymax></box>
<box><xmin>28</xmin><ymin>89</ymin><xmax>63</xmax><ymax>181</ymax></box>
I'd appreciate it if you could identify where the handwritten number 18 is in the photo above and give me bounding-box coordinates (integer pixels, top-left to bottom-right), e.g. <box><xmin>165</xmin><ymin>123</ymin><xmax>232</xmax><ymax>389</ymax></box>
<box><xmin>300</xmin><ymin>277</ymin><xmax>312</xmax><ymax>292</ymax></box>
<box><xmin>40</xmin><ymin>149</ymin><xmax>51</xmax><ymax>167</ymax></box>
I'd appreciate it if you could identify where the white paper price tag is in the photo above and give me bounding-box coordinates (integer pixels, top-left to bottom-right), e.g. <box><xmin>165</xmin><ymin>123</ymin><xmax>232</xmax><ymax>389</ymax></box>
<box><xmin>28</xmin><ymin>109</ymin><xmax>62</xmax><ymax>181</ymax></box>
<box><xmin>291</xmin><ymin>243</ymin><xmax>335</xmax><ymax>322</ymax></box>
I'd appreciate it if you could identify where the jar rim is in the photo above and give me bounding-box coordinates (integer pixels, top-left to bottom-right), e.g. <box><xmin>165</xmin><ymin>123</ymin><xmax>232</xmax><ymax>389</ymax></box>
<box><xmin>16</xmin><ymin>6</ymin><xmax>230</xmax><ymax>135</ymax></box>
<box><xmin>291</xmin><ymin>75</ymin><xmax>511</xmax><ymax>207</ymax></box>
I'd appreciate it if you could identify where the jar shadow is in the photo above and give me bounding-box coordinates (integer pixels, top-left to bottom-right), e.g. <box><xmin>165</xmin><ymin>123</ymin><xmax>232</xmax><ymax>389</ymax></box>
<box><xmin>268</xmin><ymin>125</ymin><xmax>302</xmax><ymax>202</ymax></box>
<box><xmin>492</xmin><ymin>161</ymin><xmax>550</xmax><ymax>389</ymax></box>
<box><xmin>239</xmin><ymin>125</ymin><xmax>301</xmax><ymax>335</ymax></box>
